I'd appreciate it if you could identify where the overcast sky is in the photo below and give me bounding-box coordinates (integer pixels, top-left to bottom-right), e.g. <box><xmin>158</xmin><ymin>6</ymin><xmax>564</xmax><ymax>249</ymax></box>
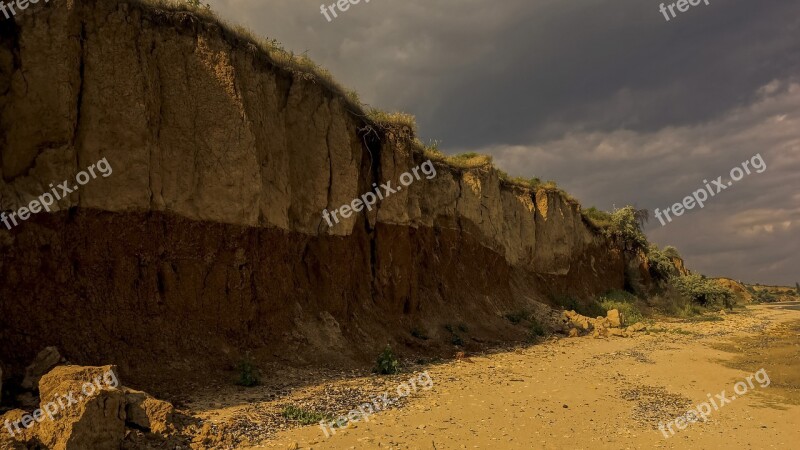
<box><xmin>207</xmin><ymin>0</ymin><xmax>800</xmax><ymax>285</ymax></box>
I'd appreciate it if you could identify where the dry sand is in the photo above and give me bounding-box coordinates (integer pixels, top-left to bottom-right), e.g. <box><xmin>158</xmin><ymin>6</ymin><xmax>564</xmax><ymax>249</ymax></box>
<box><xmin>197</xmin><ymin>304</ymin><xmax>800</xmax><ymax>449</ymax></box>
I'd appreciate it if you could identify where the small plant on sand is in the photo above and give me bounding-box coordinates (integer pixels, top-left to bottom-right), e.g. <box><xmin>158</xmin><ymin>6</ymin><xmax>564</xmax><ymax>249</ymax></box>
<box><xmin>527</xmin><ymin>319</ymin><xmax>547</xmax><ymax>341</ymax></box>
<box><xmin>374</xmin><ymin>345</ymin><xmax>400</xmax><ymax>375</ymax></box>
<box><xmin>281</xmin><ymin>405</ymin><xmax>331</xmax><ymax>425</ymax></box>
<box><xmin>236</xmin><ymin>352</ymin><xmax>259</xmax><ymax>387</ymax></box>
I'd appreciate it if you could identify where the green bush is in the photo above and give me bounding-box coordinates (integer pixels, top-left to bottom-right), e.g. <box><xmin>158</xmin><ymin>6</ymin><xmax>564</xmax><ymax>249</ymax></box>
<box><xmin>648</xmin><ymin>245</ymin><xmax>679</xmax><ymax>282</ymax></box>
<box><xmin>662</xmin><ymin>246</ymin><xmax>682</xmax><ymax>259</ymax></box>
<box><xmin>281</xmin><ymin>406</ymin><xmax>331</xmax><ymax>425</ymax></box>
<box><xmin>528</xmin><ymin>319</ymin><xmax>547</xmax><ymax>338</ymax></box>
<box><xmin>374</xmin><ymin>345</ymin><xmax>400</xmax><ymax>375</ymax></box>
<box><xmin>670</xmin><ymin>274</ymin><xmax>734</xmax><ymax>308</ymax></box>
<box><xmin>606</xmin><ymin>206</ymin><xmax>649</xmax><ymax>250</ymax></box>
<box><xmin>582</xmin><ymin>207</ymin><xmax>614</xmax><ymax>230</ymax></box>
<box><xmin>553</xmin><ymin>295</ymin><xmax>606</xmax><ymax>318</ymax></box>
<box><xmin>598</xmin><ymin>290</ymin><xmax>643</xmax><ymax>326</ymax></box>
<box><xmin>236</xmin><ymin>353</ymin><xmax>259</xmax><ymax>387</ymax></box>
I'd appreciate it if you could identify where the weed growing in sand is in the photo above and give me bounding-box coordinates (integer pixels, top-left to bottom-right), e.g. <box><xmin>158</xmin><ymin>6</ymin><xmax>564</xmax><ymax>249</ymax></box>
<box><xmin>374</xmin><ymin>345</ymin><xmax>400</xmax><ymax>375</ymax></box>
<box><xmin>281</xmin><ymin>406</ymin><xmax>331</xmax><ymax>425</ymax></box>
<box><xmin>236</xmin><ymin>353</ymin><xmax>259</xmax><ymax>387</ymax></box>
<box><xmin>527</xmin><ymin>319</ymin><xmax>547</xmax><ymax>341</ymax></box>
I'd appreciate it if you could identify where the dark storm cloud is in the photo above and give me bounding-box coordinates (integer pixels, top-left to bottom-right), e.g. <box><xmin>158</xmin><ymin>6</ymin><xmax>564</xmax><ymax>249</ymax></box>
<box><xmin>212</xmin><ymin>0</ymin><xmax>800</xmax><ymax>146</ymax></box>
<box><xmin>208</xmin><ymin>0</ymin><xmax>800</xmax><ymax>284</ymax></box>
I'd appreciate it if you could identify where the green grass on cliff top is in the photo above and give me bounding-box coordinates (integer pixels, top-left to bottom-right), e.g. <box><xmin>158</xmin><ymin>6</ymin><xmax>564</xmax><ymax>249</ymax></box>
<box><xmin>139</xmin><ymin>0</ymin><xmax>581</xmax><ymax>204</ymax></box>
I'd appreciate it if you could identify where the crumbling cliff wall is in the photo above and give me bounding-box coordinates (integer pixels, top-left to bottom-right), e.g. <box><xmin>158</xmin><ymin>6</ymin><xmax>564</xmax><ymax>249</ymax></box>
<box><xmin>0</xmin><ymin>0</ymin><xmax>625</xmax><ymax>388</ymax></box>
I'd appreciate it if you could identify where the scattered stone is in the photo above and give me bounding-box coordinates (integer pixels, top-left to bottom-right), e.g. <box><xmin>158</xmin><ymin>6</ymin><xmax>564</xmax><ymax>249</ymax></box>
<box><xmin>627</xmin><ymin>323</ymin><xmax>647</xmax><ymax>333</ymax></box>
<box><xmin>568</xmin><ymin>328</ymin><xmax>579</xmax><ymax>338</ymax></box>
<box><xmin>608</xmin><ymin>328</ymin><xmax>625</xmax><ymax>338</ymax></box>
<box><xmin>124</xmin><ymin>388</ymin><xmax>176</xmax><ymax>434</ymax></box>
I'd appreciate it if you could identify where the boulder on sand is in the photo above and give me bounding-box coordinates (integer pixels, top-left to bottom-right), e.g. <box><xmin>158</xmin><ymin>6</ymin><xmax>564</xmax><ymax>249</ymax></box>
<box><xmin>36</xmin><ymin>365</ymin><xmax>126</xmax><ymax>450</ymax></box>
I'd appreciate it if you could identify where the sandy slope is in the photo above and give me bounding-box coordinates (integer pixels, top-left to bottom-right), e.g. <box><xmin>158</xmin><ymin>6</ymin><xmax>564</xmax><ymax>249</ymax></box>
<box><xmin>245</xmin><ymin>305</ymin><xmax>799</xmax><ymax>449</ymax></box>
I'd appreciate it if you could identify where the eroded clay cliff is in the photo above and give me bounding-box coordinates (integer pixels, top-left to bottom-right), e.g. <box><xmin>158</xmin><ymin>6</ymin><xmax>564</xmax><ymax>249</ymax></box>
<box><xmin>0</xmin><ymin>0</ymin><xmax>627</xmax><ymax>390</ymax></box>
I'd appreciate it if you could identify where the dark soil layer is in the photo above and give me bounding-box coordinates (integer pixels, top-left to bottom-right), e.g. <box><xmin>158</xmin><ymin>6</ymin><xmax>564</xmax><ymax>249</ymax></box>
<box><xmin>0</xmin><ymin>209</ymin><xmax>622</xmax><ymax>397</ymax></box>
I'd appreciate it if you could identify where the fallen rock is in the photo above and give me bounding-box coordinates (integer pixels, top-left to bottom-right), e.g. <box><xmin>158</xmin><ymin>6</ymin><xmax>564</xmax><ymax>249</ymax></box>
<box><xmin>21</xmin><ymin>346</ymin><xmax>63</xmax><ymax>390</ymax></box>
<box><xmin>36</xmin><ymin>365</ymin><xmax>126</xmax><ymax>450</ymax></box>
<box><xmin>607</xmin><ymin>328</ymin><xmax>625</xmax><ymax>338</ymax></box>
<box><xmin>568</xmin><ymin>328</ymin><xmax>579</xmax><ymax>338</ymax></box>
<box><xmin>606</xmin><ymin>309</ymin><xmax>622</xmax><ymax>328</ymax></box>
<box><xmin>124</xmin><ymin>388</ymin><xmax>175</xmax><ymax>434</ymax></box>
<box><xmin>626</xmin><ymin>322</ymin><xmax>647</xmax><ymax>333</ymax></box>
<box><xmin>564</xmin><ymin>311</ymin><xmax>592</xmax><ymax>331</ymax></box>
<box><xmin>0</xmin><ymin>409</ymin><xmax>39</xmax><ymax>448</ymax></box>
<box><xmin>592</xmin><ymin>327</ymin><xmax>609</xmax><ymax>339</ymax></box>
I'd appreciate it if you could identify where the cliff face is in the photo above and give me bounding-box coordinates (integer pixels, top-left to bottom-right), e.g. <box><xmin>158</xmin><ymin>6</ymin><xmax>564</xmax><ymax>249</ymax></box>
<box><xmin>0</xmin><ymin>0</ymin><xmax>626</xmax><ymax>386</ymax></box>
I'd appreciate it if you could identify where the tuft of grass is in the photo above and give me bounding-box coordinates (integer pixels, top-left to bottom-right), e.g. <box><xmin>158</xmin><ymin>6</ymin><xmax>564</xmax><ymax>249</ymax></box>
<box><xmin>366</xmin><ymin>109</ymin><xmax>418</xmax><ymax>135</ymax></box>
<box><xmin>374</xmin><ymin>345</ymin><xmax>400</xmax><ymax>375</ymax></box>
<box><xmin>236</xmin><ymin>353</ymin><xmax>259</xmax><ymax>387</ymax></box>
<box><xmin>443</xmin><ymin>152</ymin><xmax>493</xmax><ymax>169</ymax></box>
<box><xmin>281</xmin><ymin>406</ymin><xmax>332</xmax><ymax>425</ymax></box>
<box><xmin>581</xmin><ymin>207</ymin><xmax>614</xmax><ymax>231</ymax></box>
<box><xmin>528</xmin><ymin>319</ymin><xmax>547</xmax><ymax>339</ymax></box>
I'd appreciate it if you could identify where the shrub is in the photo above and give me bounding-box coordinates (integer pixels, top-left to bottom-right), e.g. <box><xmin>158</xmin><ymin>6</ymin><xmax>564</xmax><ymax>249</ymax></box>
<box><xmin>598</xmin><ymin>290</ymin><xmax>643</xmax><ymax>326</ymax></box>
<box><xmin>504</xmin><ymin>310</ymin><xmax>531</xmax><ymax>324</ymax></box>
<box><xmin>648</xmin><ymin>245</ymin><xmax>679</xmax><ymax>282</ymax></box>
<box><xmin>451</xmin><ymin>335</ymin><xmax>464</xmax><ymax>346</ymax></box>
<box><xmin>374</xmin><ymin>345</ymin><xmax>400</xmax><ymax>375</ymax></box>
<box><xmin>662</xmin><ymin>246</ymin><xmax>682</xmax><ymax>259</ymax></box>
<box><xmin>411</xmin><ymin>328</ymin><xmax>429</xmax><ymax>340</ymax></box>
<box><xmin>236</xmin><ymin>353</ymin><xmax>259</xmax><ymax>387</ymax></box>
<box><xmin>670</xmin><ymin>274</ymin><xmax>734</xmax><ymax>308</ymax></box>
<box><xmin>582</xmin><ymin>207</ymin><xmax>613</xmax><ymax>230</ymax></box>
<box><xmin>281</xmin><ymin>406</ymin><xmax>331</xmax><ymax>425</ymax></box>
<box><xmin>553</xmin><ymin>295</ymin><xmax>606</xmax><ymax>318</ymax></box>
<box><xmin>606</xmin><ymin>206</ymin><xmax>648</xmax><ymax>250</ymax></box>
<box><xmin>528</xmin><ymin>319</ymin><xmax>547</xmax><ymax>338</ymax></box>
